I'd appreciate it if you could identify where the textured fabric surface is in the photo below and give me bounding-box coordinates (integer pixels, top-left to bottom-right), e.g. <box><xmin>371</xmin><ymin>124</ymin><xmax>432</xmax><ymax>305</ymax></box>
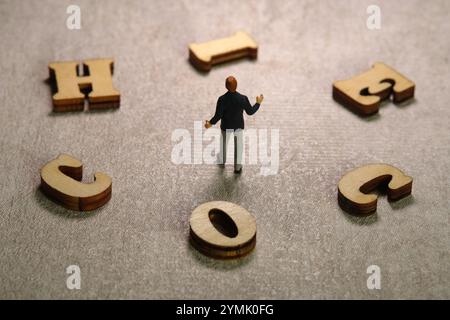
<box><xmin>0</xmin><ymin>0</ymin><xmax>449</xmax><ymax>299</ymax></box>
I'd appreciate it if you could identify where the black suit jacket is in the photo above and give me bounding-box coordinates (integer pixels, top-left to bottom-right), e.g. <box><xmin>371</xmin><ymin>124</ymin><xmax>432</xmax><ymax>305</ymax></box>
<box><xmin>209</xmin><ymin>91</ymin><xmax>260</xmax><ymax>130</ymax></box>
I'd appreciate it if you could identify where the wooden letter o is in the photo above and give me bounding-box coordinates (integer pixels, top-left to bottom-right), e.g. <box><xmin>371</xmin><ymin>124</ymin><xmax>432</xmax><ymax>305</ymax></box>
<box><xmin>189</xmin><ymin>201</ymin><xmax>257</xmax><ymax>259</ymax></box>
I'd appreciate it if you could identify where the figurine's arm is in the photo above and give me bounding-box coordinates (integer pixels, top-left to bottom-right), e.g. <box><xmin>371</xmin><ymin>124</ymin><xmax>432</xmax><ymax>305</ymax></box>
<box><xmin>205</xmin><ymin>98</ymin><xmax>224</xmax><ymax>128</ymax></box>
<box><xmin>243</xmin><ymin>94</ymin><xmax>264</xmax><ymax>115</ymax></box>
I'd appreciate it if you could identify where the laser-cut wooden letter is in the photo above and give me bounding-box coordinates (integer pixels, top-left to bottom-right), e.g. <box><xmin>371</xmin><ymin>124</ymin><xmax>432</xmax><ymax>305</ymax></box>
<box><xmin>190</xmin><ymin>201</ymin><xmax>257</xmax><ymax>259</ymax></box>
<box><xmin>48</xmin><ymin>58</ymin><xmax>120</xmax><ymax>112</ymax></box>
<box><xmin>338</xmin><ymin>164</ymin><xmax>413</xmax><ymax>215</ymax></box>
<box><xmin>189</xmin><ymin>31</ymin><xmax>258</xmax><ymax>72</ymax></box>
<box><xmin>333</xmin><ymin>62</ymin><xmax>415</xmax><ymax>116</ymax></box>
<box><xmin>40</xmin><ymin>154</ymin><xmax>112</xmax><ymax>211</ymax></box>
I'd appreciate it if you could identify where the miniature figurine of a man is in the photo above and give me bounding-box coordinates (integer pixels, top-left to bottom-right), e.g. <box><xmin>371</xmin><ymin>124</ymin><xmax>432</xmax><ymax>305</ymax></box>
<box><xmin>205</xmin><ymin>76</ymin><xmax>264</xmax><ymax>173</ymax></box>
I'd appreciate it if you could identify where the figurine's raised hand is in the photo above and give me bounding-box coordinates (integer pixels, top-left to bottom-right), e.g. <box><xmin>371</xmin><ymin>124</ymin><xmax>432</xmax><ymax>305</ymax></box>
<box><xmin>204</xmin><ymin>120</ymin><xmax>212</xmax><ymax>129</ymax></box>
<box><xmin>256</xmin><ymin>94</ymin><xmax>264</xmax><ymax>104</ymax></box>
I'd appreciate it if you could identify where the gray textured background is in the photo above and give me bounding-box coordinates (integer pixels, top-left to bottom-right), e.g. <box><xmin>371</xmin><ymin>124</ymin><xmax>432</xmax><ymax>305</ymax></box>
<box><xmin>0</xmin><ymin>0</ymin><xmax>449</xmax><ymax>299</ymax></box>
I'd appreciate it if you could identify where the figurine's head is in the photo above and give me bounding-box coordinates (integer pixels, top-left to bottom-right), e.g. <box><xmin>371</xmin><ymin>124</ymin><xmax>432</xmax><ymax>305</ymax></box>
<box><xmin>225</xmin><ymin>76</ymin><xmax>237</xmax><ymax>92</ymax></box>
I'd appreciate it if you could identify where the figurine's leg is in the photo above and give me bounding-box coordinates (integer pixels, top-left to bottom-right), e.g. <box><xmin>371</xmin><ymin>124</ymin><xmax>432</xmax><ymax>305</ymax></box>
<box><xmin>218</xmin><ymin>129</ymin><xmax>231</xmax><ymax>165</ymax></box>
<box><xmin>234</xmin><ymin>129</ymin><xmax>243</xmax><ymax>172</ymax></box>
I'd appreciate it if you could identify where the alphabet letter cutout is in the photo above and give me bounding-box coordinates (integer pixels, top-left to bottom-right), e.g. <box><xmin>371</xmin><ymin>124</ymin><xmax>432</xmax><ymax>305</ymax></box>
<box><xmin>48</xmin><ymin>58</ymin><xmax>120</xmax><ymax>112</ymax></box>
<box><xmin>338</xmin><ymin>164</ymin><xmax>413</xmax><ymax>215</ymax></box>
<box><xmin>40</xmin><ymin>154</ymin><xmax>112</xmax><ymax>211</ymax></box>
<box><xmin>190</xmin><ymin>201</ymin><xmax>256</xmax><ymax>259</ymax></box>
<box><xmin>189</xmin><ymin>31</ymin><xmax>258</xmax><ymax>71</ymax></box>
<box><xmin>333</xmin><ymin>62</ymin><xmax>415</xmax><ymax>116</ymax></box>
